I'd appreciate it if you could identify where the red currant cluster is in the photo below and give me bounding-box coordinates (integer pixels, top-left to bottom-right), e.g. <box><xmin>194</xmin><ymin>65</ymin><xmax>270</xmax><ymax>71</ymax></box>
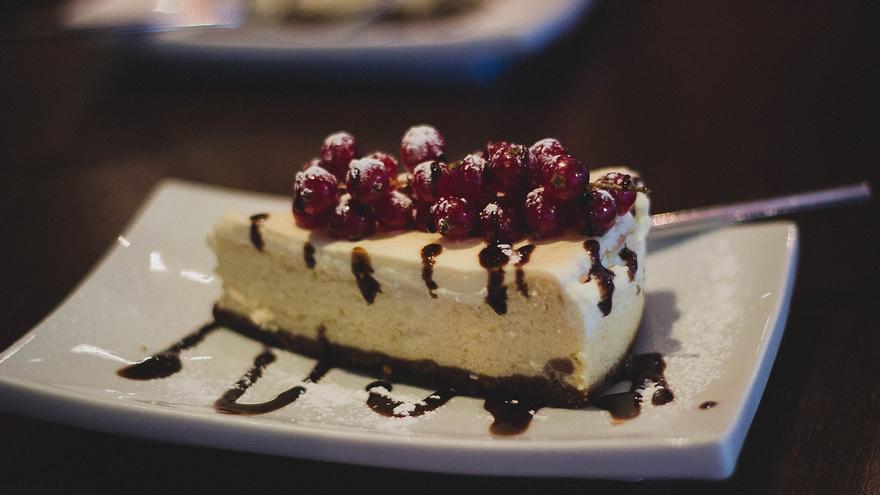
<box><xmin>292</xmin><ymin>125</ymin><xmax>647</xmax><ymax>242</ymax></box>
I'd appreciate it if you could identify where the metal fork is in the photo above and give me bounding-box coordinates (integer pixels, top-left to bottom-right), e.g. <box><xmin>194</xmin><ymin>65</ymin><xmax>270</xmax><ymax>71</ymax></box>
<box><xmin>650</xmin><ymin>182</ymin><xmax>872</xmax><ymax>238</ymax></box>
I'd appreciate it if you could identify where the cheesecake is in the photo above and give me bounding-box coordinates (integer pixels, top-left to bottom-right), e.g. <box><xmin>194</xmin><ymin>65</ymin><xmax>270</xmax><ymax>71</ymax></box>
<box><xmin>209</xmin><ymin>166</ymin><xmax>650</xmax><ymax>407</ymax></box>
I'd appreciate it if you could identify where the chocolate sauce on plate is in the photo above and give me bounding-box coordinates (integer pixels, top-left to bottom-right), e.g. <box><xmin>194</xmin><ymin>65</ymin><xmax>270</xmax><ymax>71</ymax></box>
<box><xmin>249</xmin><ymin>213</ymin><xmax>269</xmax><ymax>251</ymax></box>
<box><xmin>583</xmin><ymin>240</ymin><xmax>615</xmax><ymax>316</ymax></box>
<box><xmin>117</xmin><ymin>321</ymin><xmax>220</xmax><ymax>380</ymax></box>
<box><xmin>483</xmin><ymin>395</ymin><xmax>545</xmax><ymax>436</ymax></box>
<box><xmin>594</xmin><ymin>353</ymin><xmax>674</xmax><ymax>420</ymax></box>
<box><xmin>365</xmin><ymin>380</ymin><xmax>457</xmax><ymax>418</ymax></box>
<box><xmin>420</xmin><ymin>243</ymin><xmax>443</xmax><ymax>298</ymax></box>
<box><xmin>699</xmin><ymin>401</ymin><xmax>718</xmax><ymax>410</ymax></box>
<box><xmin>214</xmin><ymin>351</ymin><xmax>333</xmax><ymax>415</ymax></box>
<box><xmin>351</xmin><ymin>247</ymin><xmax>381</xmax><ymax>304</ymax></box>
<box><xmin>304</xmin><ymin>242</ymin><xmax>316</xmax><ymax>269</ymax></box>
<box><xmin>119</xmin><ymin>320</ymin><xmax>677</xmax><ymax>434</ymax></box>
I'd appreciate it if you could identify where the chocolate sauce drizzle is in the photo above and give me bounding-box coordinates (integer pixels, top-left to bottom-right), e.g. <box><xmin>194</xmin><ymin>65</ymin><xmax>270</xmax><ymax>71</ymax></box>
<box><xmin>513</xmin><ymin>244</ymin><xmax>536</xmax><ymax>298</ymax></box>
<box><xmin>118</xmin><ymin>327</ymin><xmax>674</xmax><ymax>434</ymax></box>
<box><xmin>619</xmin><ymin>246</ymin><xmax>638</xmax><ymax>282</ymax></box>
<box><xmin>214</xmin><ymin>350</ymin><xmax>332</xmax><ymax>415</ymax></box>
<box><xmin>304</xmin><ymin>242</ymin><xmax>316</xmax><ymax>269</ymax></box>
<box><xmin>420</xmin><ymin>243</ymin><xmax>443</xmax><ymax>298</ymax></box>
<box><xmin>583</xmin><ymin>240</ymin><xmax>615</xmax><ymax>316</ymax></box>
<box><xmin>351</xmin><ymin>247</ymin><xmax>381</xmax><ymax>304</ymax></box>
<box><xmin>478</xmin><ymin>243</ymin><xmax>510</xmax><ymax>314</ymax></box>
<box><xmin>594</xmin><ymin>353</ymin><xmax>674</xmax><ymax>420</ymax></box>
<box><xmin>116</xmin><ymin>321</ymin><xmax>220</xmax><ymax>380</ymax></box>
<box><xmin>484</xmin><ymin>395</ymin><xmax>545</xmax><ymax>436</ymax></box>
<box><xmin>699</xmin><ymin>401</ymin><xmax>718</xmax><ymax>410</ymax></box>
<box><xmin>478</xmin><ymin>244</ymin><xmax>537</xmax><ymax>314</ymax></box>
<box><xmin>365</xmin><ymin>380</ymin><xmax>457</xmax><ymax>418</ymax></box>
<box><xmin>249</xmin><ymin>213</ymin><xmax>269</xmax><ymax>251</ymax></box>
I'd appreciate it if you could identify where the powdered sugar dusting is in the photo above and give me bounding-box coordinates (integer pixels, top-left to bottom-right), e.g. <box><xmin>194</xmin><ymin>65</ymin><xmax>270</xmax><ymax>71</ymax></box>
<box><xmin>334</xmin><ymin>193</ymin><xmax>353</xmax><ymax>215</ymax></box>
<box><xmin>402</xmin><ymin>125</ymin><xmax>441</xmax><ymax>153</ymax></box>
<box><xmin>292</xmin><ymin>381</ymin><xmax>369</xmax><ymax>419</ymax></box>
<box><xmin>324</xmin><ymin>131</ymin><xmax>353</xmax><ymax>147</ymax></box>
<box><xmin>532</xmin><ymin>138</ymin><xmax>559</xmax><ymax>148</ymax></box>
<box><xmin>393</xmin><ymin>401</ymin><xmax>418</xmax><ymax>416</ymax></box>
<box><xmin>525</xmin><ymin>187</ymin><xmax>543</xmax><ymax>207</ymax></box>
<box><xmin>387</xmin><ymin>190</ymin><xmax>413</xmax><ymax>208</ymax></box>
<box><xmin>413</xmin><ymin>161</ymin><xmax>433</xmax><ymax>176</ymax></box>
<box><xmin>641</xmin><ymin>233</ymin><xmax>746</xmax><ymax>409</ymax></box>
<box><xmin>301</xmin><ymin>164</ymin><xmax>332</xmax><ymax>179</ymax></box>
<box><xmin>348</xmin><ymin>157</ymin><xmax>384</xmax><ymax>173</ymax></box>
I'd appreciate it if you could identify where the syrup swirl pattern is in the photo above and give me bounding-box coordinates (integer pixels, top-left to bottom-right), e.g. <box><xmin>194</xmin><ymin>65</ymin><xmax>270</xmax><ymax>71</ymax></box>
<box><xmin>117</xmin><ymin>321</ymin><xmax>673</xmax><ymax>434</ymax></box>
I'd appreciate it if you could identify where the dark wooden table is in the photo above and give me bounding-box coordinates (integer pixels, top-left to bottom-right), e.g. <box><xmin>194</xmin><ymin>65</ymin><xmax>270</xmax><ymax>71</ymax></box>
<box><xmin>2</xmin><ymin>2</ymin><xmax>878</xmax><ymax>493</ymax></box>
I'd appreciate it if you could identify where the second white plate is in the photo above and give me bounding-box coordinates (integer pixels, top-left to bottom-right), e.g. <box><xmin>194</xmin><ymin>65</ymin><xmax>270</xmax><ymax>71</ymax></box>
<box><xmin>147</xmin><ymin>0</ymin><xmax>596</xmax><ymax>83</ymax></box>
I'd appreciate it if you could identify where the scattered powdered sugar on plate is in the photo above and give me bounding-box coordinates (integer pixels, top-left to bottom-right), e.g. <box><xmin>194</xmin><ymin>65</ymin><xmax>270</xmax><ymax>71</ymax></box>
<box><xmin>292</xmin><ymin>381</ymin><xmax>371</xmax><ymax>421</ymax></box>
<box><xmin>646</xmin><ymin>235</ymin><xmax>746</xmax><ymax>408</ymax></box>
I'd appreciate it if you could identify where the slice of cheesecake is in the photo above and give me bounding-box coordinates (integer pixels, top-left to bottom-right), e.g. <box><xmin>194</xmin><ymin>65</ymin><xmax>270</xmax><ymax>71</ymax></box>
<box><xmin>208</xmin><ymin>169</ymin><xmax>650</xmax><ymax>407</ymax></box>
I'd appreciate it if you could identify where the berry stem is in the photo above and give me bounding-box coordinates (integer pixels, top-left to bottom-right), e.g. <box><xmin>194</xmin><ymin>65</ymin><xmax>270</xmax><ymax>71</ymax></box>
<box><xmin>589</xmin><ymin>182</ymin><xmax>652</xmax><ymax>194</ymax></box>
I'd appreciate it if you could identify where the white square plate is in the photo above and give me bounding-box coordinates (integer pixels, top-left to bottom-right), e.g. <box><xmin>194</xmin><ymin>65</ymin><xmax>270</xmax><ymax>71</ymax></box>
<box><xmin>0</xmin><ymin>180</ymin><xmax>798</xmax><ymax>480</ymax></box>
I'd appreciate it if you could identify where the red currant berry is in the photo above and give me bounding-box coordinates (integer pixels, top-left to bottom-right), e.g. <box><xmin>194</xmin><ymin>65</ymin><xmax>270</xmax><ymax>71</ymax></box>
<box><xmin>400</xmin><ymin>125</ymin><xmax>446</xmax><ymax>172</ymax></box>
<box><xmin>328</xmin><ymin>194</ymin><xmax>376</xmax><ymax>240</ymax></box>
<box><xmin>367</xmin><ymin>150</ymin><xmax>399</xmax><ymax>178</ymax></box>
<box><xmin>430</xmin><ymin>197</ymin><xmax>476</xmax><ymax>239</ymax></box>
<box><xmin>485</xmin><ymin>141</ymin><xmax>505</xmax><ymax>159</ymax></box>
<box><xmin>374</xmin><ymin>190</ymin><xmax>413</xmax><ymax>230</ymax></box>
<box><xmin>486</xmin><ymin>142</ymin><xmax>528</xmax><ymax>194</ymax></box>
<box><xmin>596</xmin><ymin>172</ymin><xmax>637</xmax><ymax>215</ymax></box>
<box><xmin>541</xmin><ymin>154</ymin><xmax>588</xmax><ymax>201</ymax></box>
<box><xmin>576</xmin><ymin>189</ymin><xmax>618</xmax><ymax>236</ymax></box>
<box><xmin>346</xmin><ymin>158</ymin><xmax>392</xmax><ymax>204</ymax></box>
<box><xmin>436</xmin><ymin>159</ymin><xmax>465</xmax><ymax>199</ymax></box>
<box><xmin>479</xmin><ymin>201</ymin><xmax>522</xmax><ymax>243</ymax></box>
<box><xmin>292</xmin><ymin>198</ymin><xmax>329</xmax><ymax>229</ymax></box>
<box><xmin>455</xmin><ymin>153</ymin><xmax>489</xmax><ymax>203</ymax></box>
<box><xmin>293</xmin><ymin>165</ymin><xmax>339</xmax><ymax>215</ymax></box>
<box><xmin>528</xmin><ymin>138</ymin><xmax>567</xmax><ymax>186</ymax></box>
<box><xmin>524</xmin><ymin>187</ymin><xmax>563</xmax><ymax>237</ymax></box>
<box><xmin>412</xmin><ymin>160</ymin><xmax>446</xmax><ymax>203</ymax></box>
<box><xmin>320</xmin><ymin>131</ymin><xmax>361</xmax><ymax>180</ymax></box>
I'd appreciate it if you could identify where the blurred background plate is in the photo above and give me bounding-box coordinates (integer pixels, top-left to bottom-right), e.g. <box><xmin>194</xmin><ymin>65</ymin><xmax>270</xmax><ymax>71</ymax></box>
<box><xmin>65</xmin><ymin>0</ymin><xmax>596</xmax><ymax>84</ymax></box>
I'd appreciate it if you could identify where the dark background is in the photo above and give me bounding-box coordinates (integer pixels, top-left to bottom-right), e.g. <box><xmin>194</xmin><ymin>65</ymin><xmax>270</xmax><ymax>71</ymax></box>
<box><xmin>1</xmin><ymin>1</ymin><xmax>878</xmax><ymax>493</ymax></box>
